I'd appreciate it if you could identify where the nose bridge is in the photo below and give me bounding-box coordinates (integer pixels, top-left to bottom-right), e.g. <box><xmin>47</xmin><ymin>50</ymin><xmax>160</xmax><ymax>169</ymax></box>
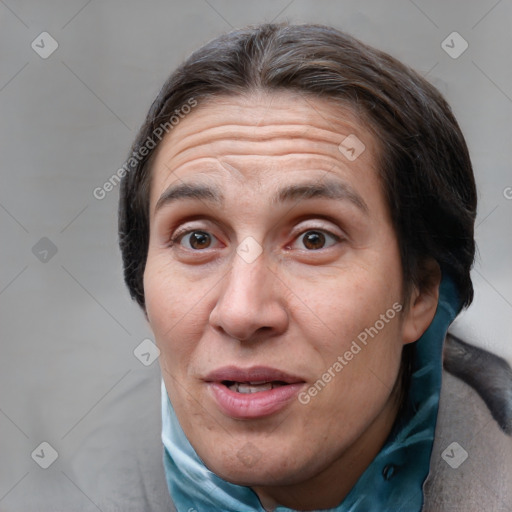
<box><xmin>220</xmin><ymin>229</ymin><xmax>269</xmax><ymax>298</ymax></box>
<box><xmin>222</xmin><ymin>251</ymin><xmax>270</xmax><ymax>310</ymax></box>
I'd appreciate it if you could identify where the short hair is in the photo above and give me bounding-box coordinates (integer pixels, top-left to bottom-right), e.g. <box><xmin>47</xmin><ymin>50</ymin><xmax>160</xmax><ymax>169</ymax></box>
<box><xmin>118</xmin><ymin>23</ymin><xmax>477</xmax><ymax>311</ymax></box>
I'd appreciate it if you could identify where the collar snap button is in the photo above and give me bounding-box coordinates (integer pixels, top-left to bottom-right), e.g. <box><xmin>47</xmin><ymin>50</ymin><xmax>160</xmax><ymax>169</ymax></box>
<box><xmin>382</xmin><ymin>464</ymin><xmax>396</xmax><ymax>480</ymax></box>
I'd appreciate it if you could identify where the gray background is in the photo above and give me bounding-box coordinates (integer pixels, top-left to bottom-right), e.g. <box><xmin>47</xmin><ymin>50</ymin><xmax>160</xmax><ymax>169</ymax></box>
<box><xmin>1</xmin><ymin>0</ymin><xmax>511</xmax><ymax>510</ymax></box>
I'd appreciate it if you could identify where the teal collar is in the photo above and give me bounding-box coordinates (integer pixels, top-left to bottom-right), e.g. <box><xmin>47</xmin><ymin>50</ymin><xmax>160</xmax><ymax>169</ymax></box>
<box><xmin>162</xmin><ymin>275</ymin><xmax>462</xmax><ymax>511</ymax></box>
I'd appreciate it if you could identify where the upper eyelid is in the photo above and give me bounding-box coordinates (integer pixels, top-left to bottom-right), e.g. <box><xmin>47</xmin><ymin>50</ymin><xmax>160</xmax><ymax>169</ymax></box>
<box><xmin>169</xmin><ymin>219</ymin><xmax>219</xmax><ymax>237</ymax></box>
<box><xmin>289</xmin><ymin>220</ymin><xmax>345</xmax><ymax>238</ymax></box>
<box><xmin>297</xmin><ymin>228</ymin><xmax>340</xmax><ymax>238</ymax></box>
<box><xmin>171</xmin><ymin>219</ymin><xmax>342</xmax><ymax>235</ymax></box>
<box><xmin>172</xmin><ymin>227</ymin><xmax>220</xmax><ymax>243</ymax></box>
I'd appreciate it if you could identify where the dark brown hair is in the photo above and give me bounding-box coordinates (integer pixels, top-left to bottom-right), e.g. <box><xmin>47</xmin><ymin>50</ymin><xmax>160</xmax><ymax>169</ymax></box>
<box><xmin>118</xmin><ymin>23</ymin><xmax>477</xmax><ymax>312</ymax></box>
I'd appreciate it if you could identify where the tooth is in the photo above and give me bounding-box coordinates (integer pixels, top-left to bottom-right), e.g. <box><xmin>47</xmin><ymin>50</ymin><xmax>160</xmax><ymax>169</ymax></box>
<box><xmin>237</xmin><ymin>383</ymin><xmax>273</xmax><ymax>393</ymax></box>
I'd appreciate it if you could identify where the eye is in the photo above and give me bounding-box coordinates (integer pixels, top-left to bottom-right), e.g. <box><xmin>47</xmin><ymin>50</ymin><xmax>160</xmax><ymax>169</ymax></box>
<box><xmin>173</xmin><ymin>230</ymin><xmax>219</xmax><ymax>250</ymax></box>
<box><xmin>291</xmin><ymin>229</ymin><xmax>340</xmax><ymax>250</ymax></box>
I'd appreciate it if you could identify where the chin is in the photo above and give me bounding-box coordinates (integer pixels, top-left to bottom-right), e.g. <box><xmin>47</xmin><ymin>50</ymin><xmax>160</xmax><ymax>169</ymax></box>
<box><xmin>196</xmin><ymin>436</ymin><xmax>313</xmax><ymax>487</ymax></box>
<box><xmin>211</xmin><ymin>461</ymin><xmax>298</xmax><ymax>488</ymax></box>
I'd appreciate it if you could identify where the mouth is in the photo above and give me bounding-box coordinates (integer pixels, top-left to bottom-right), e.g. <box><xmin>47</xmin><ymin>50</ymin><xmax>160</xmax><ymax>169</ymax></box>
<box><xmin>204</xmin><ymin>366</ymin><xmax>305</xmax><ymax>419</ymax></box>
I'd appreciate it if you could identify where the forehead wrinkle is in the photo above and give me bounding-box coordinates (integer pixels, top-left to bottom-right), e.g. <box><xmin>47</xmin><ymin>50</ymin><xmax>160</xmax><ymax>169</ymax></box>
<box><xmin>154</xmin><ymin>90</ymin><xmax>372</xmax><ymax>167</ymax></box>
<box><xmin>161</xmin><ymin>141</ymin><xmax>355</xmax><ymax>179</ymax></box>
<box><xmin>156</xmin><ymin>151</ymin><xmax>362</xmax><ymax>192</ymax></box>
<box><xmin>159</xmin><ymin>121</ymin><xmax>356</xmax><ymax>169</ymax></box>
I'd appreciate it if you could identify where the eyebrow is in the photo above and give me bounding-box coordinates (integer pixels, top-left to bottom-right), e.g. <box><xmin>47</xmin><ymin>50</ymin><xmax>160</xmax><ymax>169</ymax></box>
<box><xmin>154</xmin><ymin>179</ymin><xmax>368</xmax><ymax>214</ymax></box>
<box><xmin>155</xmin><ymin>182</ymin><xmax>223</xmax><ymax>212</ymax></box>
<box><xmin>273</xmin><ymin>180</ymin><xmax>368</xmax><ymax>213</ymax></box>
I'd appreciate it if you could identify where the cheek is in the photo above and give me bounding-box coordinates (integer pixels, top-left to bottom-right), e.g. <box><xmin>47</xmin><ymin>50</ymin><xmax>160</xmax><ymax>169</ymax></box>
<box><xmin>297</xmin><ymin>304</ymin><xmax>403</xmax><ymax>439</ymax></box>
<box><xmin>144</xmin><ymin>260</ymin><xmax>173</xmax><ymax>332</ymax></box>
<box><xmin>143</xmin><ymin>255</ymin><xmax>205</xmax><ymax>364</ymax></box>
<box><xmin>293</xmin><ymin>263</ymin><xmax>403</xmax><ymax>344</ymax></box>
<box><xmin>290</xmin><ymin>252</ymin><xmax>405</xmax><ymax>401</ymax></box>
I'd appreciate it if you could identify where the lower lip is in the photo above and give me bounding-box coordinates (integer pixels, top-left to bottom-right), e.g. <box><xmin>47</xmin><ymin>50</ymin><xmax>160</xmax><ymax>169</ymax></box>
<box><xmin>207</xmin><ymin>382</ymin><xmax>304</xmax><ymax>419</ymax></box>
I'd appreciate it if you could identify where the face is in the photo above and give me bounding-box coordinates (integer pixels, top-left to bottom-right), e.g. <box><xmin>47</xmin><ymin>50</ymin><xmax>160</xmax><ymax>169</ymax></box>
<box><xmin>144</xmin><ymin>92</ymin><xmax>435</xmax><ymax>507</ymax></box>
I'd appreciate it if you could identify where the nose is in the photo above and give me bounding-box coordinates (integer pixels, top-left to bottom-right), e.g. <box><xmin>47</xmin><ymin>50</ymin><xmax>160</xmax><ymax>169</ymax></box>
<box><xmin>209</xmin><ymin>252</ymin><xmax>289</xmax><ymax>342</ymax></box>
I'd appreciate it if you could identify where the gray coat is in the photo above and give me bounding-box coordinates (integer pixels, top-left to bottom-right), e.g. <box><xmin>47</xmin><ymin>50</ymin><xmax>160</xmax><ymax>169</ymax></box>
<box><xmin>423</xmin><ymin>337</ymin><xmax>512</xmax><ymax>511</ymax></box>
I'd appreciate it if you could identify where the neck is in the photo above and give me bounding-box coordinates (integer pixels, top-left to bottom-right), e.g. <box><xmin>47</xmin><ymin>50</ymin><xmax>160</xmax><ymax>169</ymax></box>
<box><xmin>252</xmin><ymin>390</ymin><xmax>401</xmax><ymax>511</ymax></box>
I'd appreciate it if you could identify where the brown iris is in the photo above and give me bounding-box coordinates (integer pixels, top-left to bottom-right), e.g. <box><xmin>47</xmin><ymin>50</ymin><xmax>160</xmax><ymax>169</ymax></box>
<box><xmin>302</xmin><ymin>231</ymin><xmax>326</xmax><ymax>250</ymax></box>
<box><xmin>189</xmin><ymin>231</ymin><xmax>211</xmax><ymax>249</ymax></box>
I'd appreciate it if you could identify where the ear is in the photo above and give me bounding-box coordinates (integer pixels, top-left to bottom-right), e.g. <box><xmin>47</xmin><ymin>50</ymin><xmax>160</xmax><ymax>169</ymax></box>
<box><xmin>402</xmin><ymin>259</ymin><xmax>442</xmax><ymax>345</ymax></box>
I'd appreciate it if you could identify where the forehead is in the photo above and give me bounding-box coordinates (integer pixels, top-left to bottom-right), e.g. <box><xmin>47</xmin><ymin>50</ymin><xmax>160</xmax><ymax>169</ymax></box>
<box><xmin>148</xmin><ymin>91</ymin><xmax>383</xmax><ymax>212</ymax></box>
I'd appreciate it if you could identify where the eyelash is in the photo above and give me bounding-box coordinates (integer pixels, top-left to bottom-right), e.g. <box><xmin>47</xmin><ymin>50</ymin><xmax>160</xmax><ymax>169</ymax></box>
<box><xmin>168</xmin><ymin>226</ymin><xmax>343</xmax><ymax>251</ymax></box>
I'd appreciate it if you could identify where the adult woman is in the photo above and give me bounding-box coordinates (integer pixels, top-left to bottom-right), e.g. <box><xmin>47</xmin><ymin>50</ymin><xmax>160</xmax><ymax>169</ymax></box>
<box><xmin>119</xmin><ymin>23</ymin><xmax>511</xmax><ymax>511</ymax></box>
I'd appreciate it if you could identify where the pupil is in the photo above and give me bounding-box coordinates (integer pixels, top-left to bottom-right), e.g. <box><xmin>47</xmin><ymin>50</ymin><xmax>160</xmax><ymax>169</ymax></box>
<box><xmin>304</xmin><ymin>231</ymin><xmax>325</xmax><ymax>250</ymax></box>
<box><xmin>191</xmin><ymin>231</ymin><xmax>211</xmax><ymax>249</ymax></box>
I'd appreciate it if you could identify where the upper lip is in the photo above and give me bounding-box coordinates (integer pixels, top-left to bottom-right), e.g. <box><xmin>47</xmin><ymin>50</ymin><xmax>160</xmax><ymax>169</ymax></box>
<box><xmin>204</xmin><ymin>366</ymin><xmax>305</xmax><ymax>384</ymax></box>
